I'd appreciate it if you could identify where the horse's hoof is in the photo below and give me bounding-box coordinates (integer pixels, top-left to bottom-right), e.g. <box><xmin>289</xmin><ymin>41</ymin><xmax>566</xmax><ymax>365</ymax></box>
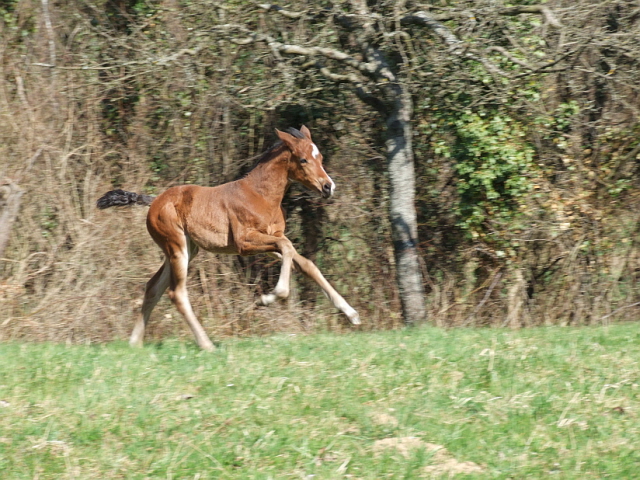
<box><xmin>348</xmin><ymin>311</ymin><xmax>361</xmax><ymax>325</ymax></box>
<box><xmin>258</xmin><ymin>293</ymin><xmax>277</xmax><ymax>306</ymax></box>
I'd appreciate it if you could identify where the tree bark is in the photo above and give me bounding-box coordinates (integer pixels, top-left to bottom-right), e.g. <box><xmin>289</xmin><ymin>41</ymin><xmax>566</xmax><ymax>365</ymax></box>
<box><xmin>0</xmin><ymin>181</ymin><xmax>24</xmax><ymax>262</ymax></box>
<box><xmin>385</xmin><ymin>88</ymin><xmax>427</xmax><ymax>325</ymax></box>
<box><xmin>354</xmin><ymin>42</ymin><xmax>427</xmax><ymax>326</ymax></box>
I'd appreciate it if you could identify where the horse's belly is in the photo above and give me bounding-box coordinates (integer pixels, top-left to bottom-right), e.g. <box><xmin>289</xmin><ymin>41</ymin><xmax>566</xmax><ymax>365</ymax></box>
<box><xmin>188</xmin><ymin>229</ymin><xmax>237</xmax><ymax>255</ymax></box>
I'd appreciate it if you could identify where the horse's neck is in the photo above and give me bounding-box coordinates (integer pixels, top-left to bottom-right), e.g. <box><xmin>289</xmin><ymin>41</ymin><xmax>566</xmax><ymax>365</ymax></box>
<box><xmin>243</xmin><ymin>148</ymin><xmax>291</xmax><ymax>206</ymax></box>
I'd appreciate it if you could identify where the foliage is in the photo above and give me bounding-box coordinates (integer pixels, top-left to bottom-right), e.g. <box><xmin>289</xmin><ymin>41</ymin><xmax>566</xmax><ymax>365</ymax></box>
<box><xmin>429</xmin><ymin>110</ymin><xmax>536</xmax><ymax>238</ymax></box>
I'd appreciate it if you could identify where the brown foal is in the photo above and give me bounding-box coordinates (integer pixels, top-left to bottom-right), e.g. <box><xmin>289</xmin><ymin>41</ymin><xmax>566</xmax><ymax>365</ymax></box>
<box><xmin>97</xmin><ymin>126</ymin><xmax>360</xmax><ymax>351</ymax></box>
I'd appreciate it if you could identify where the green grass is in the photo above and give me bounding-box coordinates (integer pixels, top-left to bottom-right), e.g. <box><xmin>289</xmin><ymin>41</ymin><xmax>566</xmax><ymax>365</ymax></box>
<box><xmin>1</xmin><ymin>325</ymin><xmax>640</xmax><ymax>479</ymax></box>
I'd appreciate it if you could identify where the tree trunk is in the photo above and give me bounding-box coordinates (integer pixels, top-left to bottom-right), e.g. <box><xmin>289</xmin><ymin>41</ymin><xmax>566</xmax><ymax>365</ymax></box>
<box><xmin>298</xmin><ymin>197</ymin><xmax>325</xmax><ymax>304</ymax></box>
<box><xmin>385</xmin><ymin>89</ymin><xmax>427</xmax><ymax>325</ymax></box>
<box><xmin>0</xmin><ymin>181</ymin><xmax>24</xmax><ymax>262</ymax></box>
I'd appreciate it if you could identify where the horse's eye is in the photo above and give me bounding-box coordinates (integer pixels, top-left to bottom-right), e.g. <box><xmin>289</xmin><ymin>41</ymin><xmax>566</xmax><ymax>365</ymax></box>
<box><xmin>300</xmin><ymin>158</ymin><xmax>308</xmax><ymax>164</ymax></box>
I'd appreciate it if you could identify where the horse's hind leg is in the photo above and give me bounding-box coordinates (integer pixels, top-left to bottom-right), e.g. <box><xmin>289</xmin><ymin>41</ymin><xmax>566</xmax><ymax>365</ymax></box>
<box><xmin>167</xmin><ymin>239</ymin><xmax>215</xmax><ymax>352</ymax></box>
<box><xmin>130</xmin><ymin>259</ymin><xmax>171</xmax><ymax>347</ymax></box>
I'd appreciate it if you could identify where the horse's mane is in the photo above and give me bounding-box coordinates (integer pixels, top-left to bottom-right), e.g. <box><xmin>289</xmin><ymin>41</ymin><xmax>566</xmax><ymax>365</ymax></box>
<box><xmin>253</xmin><ymin>127</ymin><xmax>306</xmax><ymax>165</ymax></box>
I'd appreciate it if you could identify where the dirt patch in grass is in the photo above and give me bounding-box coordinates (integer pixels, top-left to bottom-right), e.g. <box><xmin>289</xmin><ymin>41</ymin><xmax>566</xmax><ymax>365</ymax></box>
<box><xmin>373</xmin><ymin>437</ymin><xmax>484</xmax><ymax>475</ymax></box>
<box><xmin>373</xmin><ymin>436</ymin><xmax>426</xmax><ymax>458</ymax></box>
<box><xmin>370</xmin><ymin>412</ymin><xmax>399</xmax><ymax>426</ymax></box>
<box><xmin>423</xmin><ymin>455</ymin><xmax>484</xmax><ymax>476</ymax></box>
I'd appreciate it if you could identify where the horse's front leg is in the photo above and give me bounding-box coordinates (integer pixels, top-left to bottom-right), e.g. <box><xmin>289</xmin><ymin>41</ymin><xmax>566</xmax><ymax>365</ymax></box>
<box><xmin>293</xmin><ymin>253</ymin><xmax>361</xmax><ymax>325</ymax></box>
<box><xmin>235</xmin><ymin>231</ymin><xmax>295</xmax><ymax>306</ymax></box>
<box><xmin>260</xmin><ymin>239</ymin><xmax>295</xmax><ymax>305</ymax></box>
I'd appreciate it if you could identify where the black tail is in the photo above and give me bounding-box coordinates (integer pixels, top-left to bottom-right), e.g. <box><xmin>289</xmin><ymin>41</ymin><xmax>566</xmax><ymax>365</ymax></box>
<box><xmin>96</xmin><ymin>189</ymin><xmax>155</xmax><ymax>209</ymax></box>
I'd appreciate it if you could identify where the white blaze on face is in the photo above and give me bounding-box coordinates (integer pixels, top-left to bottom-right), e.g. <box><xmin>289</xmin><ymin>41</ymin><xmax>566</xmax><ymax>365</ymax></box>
<box><xmin>310</xmin><ymin>142</ymin><xmax>335</xmax><ymax>196</ymax></box>
<box><xmin>311</xmin><ymin>143</ymin><xmax>320</xmax><ymax>159</ymax></box>
<box><xmin>323</xmin><ymin>166</ymin><xmax>336</xmax><ymax>196</ymax></box>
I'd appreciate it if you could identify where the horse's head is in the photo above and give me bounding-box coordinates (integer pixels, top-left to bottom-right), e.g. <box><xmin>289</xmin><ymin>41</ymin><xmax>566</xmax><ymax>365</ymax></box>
<box><xmin>276</xmin><ymin>126</ymin><xmax>335</xmax><ymax>199</ymax></box>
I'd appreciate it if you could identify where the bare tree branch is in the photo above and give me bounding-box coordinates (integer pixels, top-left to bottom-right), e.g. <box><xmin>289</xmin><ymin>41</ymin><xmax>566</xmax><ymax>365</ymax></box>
<box><xmin>217</xmin><ymin>24</ymin><xmax>379</xmax><ymax>77</ymax></box>
<box><xmin>254</xmin><ymin>2</ymin><xmax>564</xmax><ymax>79</ymax></box>
<box><xmin>310</xmin><ymin>62</ymin><xmax>362</xmax><ymax>85</ymax></box>
<box><xmin>41</xmin><ymin>0</ymin><xmax>56</xmax><ymax>67</ymax></box>
<box><xmin>217</xmin><ymin>23</ymin><xmax>389</xmax><ymax>112</ymax></box>
<box><xmin>32</xmin><ymin>46</ymin><xmax>205</xmax><ymax>69</ymax></box>
<box><xmin>498</xmin><ymin>5</ymin><xmax>563</xmax><ymax>28</ymax></box>
<box><xmin>485</xmin><ymin>46</ymin><xmax>535</xmax><ymax>70</ymax></box>
<box><xmin>402</xmin><ymin>12</ymin><xmax>510</xmax><ymax>77</ymax></box>
<box><xmin>513</xmin><ymin>43</ymin><xmax>589</xmax><ymax>78</ymax></box>
<box><xmin>252</xmin><ymin>1</ymin><xmax>307</xmax><ymax>19</ymax></box>
<box><xmin>401</xmin><ymin>12</ymin><xmax>464</xmax><ymax>52</ymax></box>
<box><xmin>462</xmin><ymin>271</ymin><xmax>503</xmax><ymax>326</ymax></box>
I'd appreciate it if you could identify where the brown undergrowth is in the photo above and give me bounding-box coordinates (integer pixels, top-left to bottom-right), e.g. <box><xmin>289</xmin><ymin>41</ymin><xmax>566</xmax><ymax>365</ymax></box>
<box><xmin>1</xmin><ymin>1</ymin><xmax>639</xmax><ymax>343</ymax></box>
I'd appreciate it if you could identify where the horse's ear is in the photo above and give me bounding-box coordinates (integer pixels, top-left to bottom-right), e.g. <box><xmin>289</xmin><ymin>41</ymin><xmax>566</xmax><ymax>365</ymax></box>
<box><xmin>275</xmin><ymin>129</ymin><xmax>298</xmax><ymax>150</ymax></box>
<box><xmin>300</xmin><ymin>125</ymin><xmax>312</xmax><ymax>140</ymax></box>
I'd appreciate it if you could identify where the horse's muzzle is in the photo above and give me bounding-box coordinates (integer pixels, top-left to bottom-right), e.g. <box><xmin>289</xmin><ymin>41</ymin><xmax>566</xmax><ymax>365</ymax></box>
<box><xmin>322</xmin><ymin>182</ymin><xmax>333</xmax><ymax>198</ymax></box>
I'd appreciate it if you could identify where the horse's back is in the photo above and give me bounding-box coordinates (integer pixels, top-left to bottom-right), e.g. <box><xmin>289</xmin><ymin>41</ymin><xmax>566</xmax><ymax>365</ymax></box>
<box><xmin>146</xmin><ymin>181</ymin><xmax>286</xmax><ymax>255</ymax></box>
<box><xmin>148</xmin><ymin>184</ymin><xmax>239</xmax><ymax>254</ymax></box>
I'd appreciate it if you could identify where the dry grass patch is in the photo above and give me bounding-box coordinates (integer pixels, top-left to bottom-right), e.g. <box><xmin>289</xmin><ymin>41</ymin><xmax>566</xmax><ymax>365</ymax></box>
<box><xmin>370</xmin><ymin>411</ymin><xmax>399</xmax><ymax>427</ymax></box>
<box><xmin>373</xmin><ymin>437</ymin><xmax>484</xmax><ymax>475</ymax></box>
<box><xmin>372</xmin><ymin>436</ymin><xmax>428</xmax><ymax>458</ymax></box>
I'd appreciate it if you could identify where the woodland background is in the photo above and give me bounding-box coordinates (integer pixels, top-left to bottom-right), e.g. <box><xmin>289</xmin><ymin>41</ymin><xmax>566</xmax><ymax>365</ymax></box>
<box><xmin>1</xmin><ymin>0</ymin><xmax>640</xmax><ymax>343</ymax></box>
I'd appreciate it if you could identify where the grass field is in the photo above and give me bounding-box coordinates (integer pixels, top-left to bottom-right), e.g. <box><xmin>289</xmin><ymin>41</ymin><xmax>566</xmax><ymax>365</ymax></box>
<box><xmin>1</xmin><ymin>324</ymin><xmax>639</xmax><ymax>479</ymax></box>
